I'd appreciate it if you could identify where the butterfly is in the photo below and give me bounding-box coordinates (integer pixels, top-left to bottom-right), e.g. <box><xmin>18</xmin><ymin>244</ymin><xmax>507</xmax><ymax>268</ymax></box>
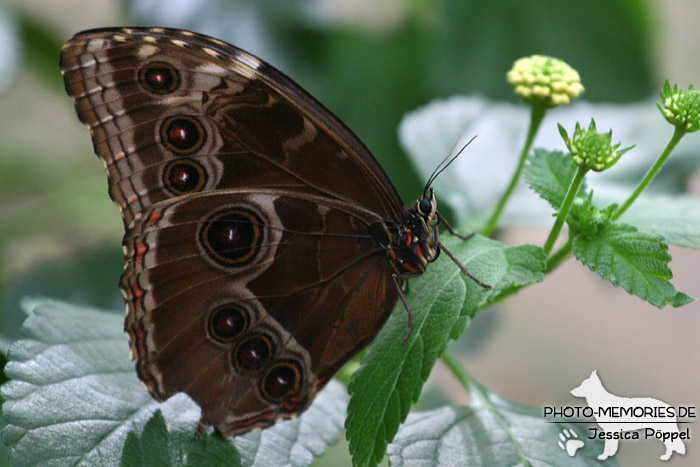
<box><xmin>60</xmin><ymin>26</ymin><xmax>485</xmax><ymax>437</ymax></box>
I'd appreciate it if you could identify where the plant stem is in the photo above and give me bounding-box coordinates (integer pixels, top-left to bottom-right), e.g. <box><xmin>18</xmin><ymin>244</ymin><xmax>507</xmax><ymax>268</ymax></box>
<box><xmin>441</xmin><ymin>352</ymin><xmax>532</xmax><ymax>465</ymax></box>
<box><xmin>542</xmin><ymin>166</ymin><xmax>587</xmax><ymax>255</ymax></box>
<box><xmin>441</xmin><ymin>351</ymin><xmax>477</xmax><ymax>395</ymax></box>
<box><xmin>482</xmin><ymin>105</ymin><xmax>546</xmax><ymax>236</ymax></box>
<box><xmin>612</xmin><ymin>126</ymin><xmax>686</xmax><ymax>220</ymax></box>
<box><xmin>546</xmin><ymin>235</ymin><xmax>573</xmax><ymax>273</ymax></box>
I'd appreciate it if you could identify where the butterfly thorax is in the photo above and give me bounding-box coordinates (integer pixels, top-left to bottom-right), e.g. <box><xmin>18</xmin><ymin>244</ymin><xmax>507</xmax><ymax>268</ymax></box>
<box><xmin>382</xmin><ymin>188</ymin><xmax>441</xmax><ymax>276</ymax></box>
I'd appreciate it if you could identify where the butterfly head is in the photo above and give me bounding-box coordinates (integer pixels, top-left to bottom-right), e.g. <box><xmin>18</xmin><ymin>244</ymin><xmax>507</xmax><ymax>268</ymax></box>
<box><xmin>388</xmin><ymin>188</ymin><xmax>441</xmax><ymax>275</ymax></box>
<box><xmin>416</xmin><ymin>187</ymin><xmax>438</xmax><ymax>220</ymax></box>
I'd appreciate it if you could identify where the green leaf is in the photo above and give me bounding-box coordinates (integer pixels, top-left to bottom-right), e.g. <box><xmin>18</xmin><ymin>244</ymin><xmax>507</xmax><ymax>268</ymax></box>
<box><xmin>1</xmin><ymin>300</ymin><xmax>200</xmax><ymax>466</ymax></box>
<box><xmin>573</xmin><ymin>223</ymin><xmax>693</xmax><ymax>308</ymax></box>
<box><xmin>121</xmin><ymin>411</ymin><xmax>172</xmax><ymax>467</ymax></box>
<box><xmin>524</xmin><ymin>149</ymin><xmax>588</xmax><ymax>210</ymax></box>
<box><xmin>1</xmin><ymin>300</ymin><xmax>347</xmax><ymax>466</ymax></box>
<box><xmin>499</xmin><ymin>244</ymin><xmax>548</xmax><ymax>288</ymax></box>
<box><xmin>613</xmin><ymin>194</ymin><xmax>700</xmax><ymax>249</ymax></box>
<box><xmin>186</xmin><ymin>430</ymin><xmax>240</xmax><ymax>467</ymax></box>
<box><xmin>387</xmin><ymin>393</ymin><xmax>617</xmax><ymax>466</ymax></box>
<box><xmin>450</xmin><ymin>242</ymin><xmax>546</xmax><ymax>339</ymax></box>
<box><xmin>120</xmin><ymin>410</ymin><xmax>240</xmax><ymax>467</ymax></box>
<box><xmin>346</xmin><ymin>235</ymin><xmax>545</xmax><ymax>466</ymax></box>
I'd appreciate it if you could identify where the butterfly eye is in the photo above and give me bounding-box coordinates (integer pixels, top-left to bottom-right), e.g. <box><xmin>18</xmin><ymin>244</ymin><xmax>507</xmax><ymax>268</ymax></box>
<box><xmin>234</xmin><ymin>334</ymin><xmax>274</xmax><ymax>373</ymax></box>
<box><xmin>208</xmin><ymin>304</ymin><xmax>249</xmax><ymax>343</ymax></box>
<box><xmin>199</xmin><ymin>207</ymin><xmax>264</xmax><ymax>267</ymax></box>
<box><xmin>418</xmin><ymin>197</ymin><xmax>433</xmax><ymax>216</ymax></box>
<box><xmin>139</xmin><ymin>61</ymin><xmax>180</xmax><ymax>95</ymax></box>
<box><xmin>163</xmin><ymin>159</ymin><xmax>207</xmax><ymax>195</ymax></box>
<box><xmin>261</xmin><ymin>361</ymin><xmax>303</xmax><ymax>402</ymax></box>
<box><xmin>160</xmin><ymin>115</ymin><xmax>207</xmax><ymax>155</ymax></box>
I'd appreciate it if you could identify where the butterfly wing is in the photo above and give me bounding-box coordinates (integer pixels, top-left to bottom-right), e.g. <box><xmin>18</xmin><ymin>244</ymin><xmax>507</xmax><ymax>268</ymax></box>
<box><xmin>60</xmin><ymin>27</ymin><xmax>403</xmax><ymax>435</ymax></box>
<box><xmin>122</xmin><ymin>189</ymin><xmax>397</xmax><ymax>434</ymax></box>
<box><xmin>60</xmin><ymin>27</ymin><xmax>403</xmax><ymax>225</ymax></box>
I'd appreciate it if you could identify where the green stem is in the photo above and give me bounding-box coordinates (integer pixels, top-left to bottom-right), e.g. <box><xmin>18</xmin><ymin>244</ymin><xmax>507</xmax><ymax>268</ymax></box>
<box><xmin>441</xmin><ymin>351</ymin><xmax>477</xmax><ymax>395</ymax></box>
<box><xmin>612</xmin><ymin>126</ymin><xmax>686</xmax><ymax>220</ymax></box>
<box><xmin>440</xmin><ymin>351</ymin><xmax>532</xmax><ymax>466</ymax></box>
<box><xmin>546</xmin><ymin>236</ymin><xmax>573</xmax><ymax>273</ymax></box>
<box><xmin>542</xmin><ymin>166</ymin><xmax>587</xmax><ymax>255</ymax></box>
<box><xmin>482</xmin><ymin>105</ymin><xmax>546</xmax><ymax>236</ymax></box>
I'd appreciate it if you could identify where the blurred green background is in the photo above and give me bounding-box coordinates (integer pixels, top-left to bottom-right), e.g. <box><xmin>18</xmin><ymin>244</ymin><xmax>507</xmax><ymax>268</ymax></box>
<box><xmin>1</xmin><ymin>0</ymin><xmax>698</xmax><ymax>465</ymax></box>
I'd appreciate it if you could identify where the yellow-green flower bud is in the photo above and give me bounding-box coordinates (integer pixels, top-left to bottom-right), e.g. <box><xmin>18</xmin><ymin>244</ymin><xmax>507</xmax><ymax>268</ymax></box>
<box><xmin>507</xmin><ymin>55</ymin><xmax>584</xmax><ymax>107</ymax></box>
<box><xmin>658</xmin><ymin>81</ymin><xmax>700</xmax><ymax>132</ymax></box>
<box><xmin>558</xmin><ymin>120</ymin><xmax>633</xmax><ymax>172</ymax></box>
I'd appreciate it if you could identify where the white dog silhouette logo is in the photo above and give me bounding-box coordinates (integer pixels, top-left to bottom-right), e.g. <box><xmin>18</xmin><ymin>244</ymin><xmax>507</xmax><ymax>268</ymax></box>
<box><xmin>571</xmin><ymin>370</ymin><xmax>686</xmax><ymax>461</ymax></box>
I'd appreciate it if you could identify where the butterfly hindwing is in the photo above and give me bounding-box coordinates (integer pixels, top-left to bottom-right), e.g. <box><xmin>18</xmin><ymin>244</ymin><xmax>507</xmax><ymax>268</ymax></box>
<box><xmin>122</xmin><ymin>189</ymin><xmax>397</xmax><ymax>435</ymax></box>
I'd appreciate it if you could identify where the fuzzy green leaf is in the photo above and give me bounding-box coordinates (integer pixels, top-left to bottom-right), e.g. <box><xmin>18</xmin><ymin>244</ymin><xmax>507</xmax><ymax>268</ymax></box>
<box><xmin>450</xmin><ymin>242</ymin><xmax>546</xmax><ymax>339</ymax></box>
<box><xmin>573</xmin><ymin>223</ymin><xmax>693</xmax><ymax>308</ymax></box>
<box><xmin>524</xmin><ymin>148</ymin><xmax>588</xmax><ymax>209</ymax></box>
<box><xmin>186</xmin><ymin>430</ymin><xmax>240</xmax><ymax>467</ymax></box>
<box><xmin>121</xmin><ymin>411</ymin><xmax>175</xmax><ymax>467</ymax></box>
<box><xmin>387</xmin><ymin>393</ymin><xmax>616</xmax><ymax>467</ymax></box>
<box><xmin>613</xmin><ymin>194</ymin><xmax>700</xmax><ymax>249</ymax></box>
<box><xmin>120</xmin><ymin>410</ymin><xmax>240</xmax><ymax>467</ymax></box>
<box><xmin>346</xmin><ymin>235</ymin><xmax>545</xmax><ymax>466</ymax></box>
<box><xmin>499</xmin><ymin>244</ymin><xmax>548</xmax><ymax>287</ymax></box>
<box><xmin>1</xmin><ymin>300</ymin><xmax>200</xmax><ymax>466</ymax></box>
<box><xmin>1</xmin><ymin>300</ymin><xmax>346</xmax><ymax>466</ymax></box>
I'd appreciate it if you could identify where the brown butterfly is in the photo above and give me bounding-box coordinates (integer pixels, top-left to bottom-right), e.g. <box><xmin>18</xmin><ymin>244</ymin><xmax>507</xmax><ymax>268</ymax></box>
<box><xmin>60</xmin><ymin>27</ymin><xmax>485</xmax><ymax>437</ymax></box>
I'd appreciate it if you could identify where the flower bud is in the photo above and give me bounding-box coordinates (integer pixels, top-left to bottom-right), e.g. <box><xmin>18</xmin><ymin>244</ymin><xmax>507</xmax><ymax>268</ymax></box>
<box><xmin>507</xmin><ymin>55</ymin><xmax>584</xmax><ymax>107</ymax></box>
<box><xmin>658</xmin><ymin>81</ymin><xmax>700</xmax><ymax>132</ymax></box>
<box><xmin>558</xmin><ymin>120</ymin><xmax>633</xmax><ymax>172</ymax></box>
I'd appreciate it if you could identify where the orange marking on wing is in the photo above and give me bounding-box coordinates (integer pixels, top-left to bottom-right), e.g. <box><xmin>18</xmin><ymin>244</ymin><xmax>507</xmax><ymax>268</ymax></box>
<box><xmin>135</xmin><ymin>241</ymin><xmax>147</xmax><ymax>266</ymax></box>
<box><xmin>132</xmin><ymin>325</ymin><xmax>147</xmax><ymax>357</ymax></box>
<box><xmin>229</xmin><ymin>412</ymin><xmax>272</xmax><ymax>430</ymax></box>
<box><xmin>147</xmin><ymin>210</ymin><xmax>161</xmax><ymax>225</ymax></box>
<box><xmin>282</xmin><ymin>395</ymin><xmax>303</xmax><ymax>412</ymax></box>
<box><xmin>130</xmin><ymin>281</ymin><xmax>144</xmax><ymax>311</ymax></box>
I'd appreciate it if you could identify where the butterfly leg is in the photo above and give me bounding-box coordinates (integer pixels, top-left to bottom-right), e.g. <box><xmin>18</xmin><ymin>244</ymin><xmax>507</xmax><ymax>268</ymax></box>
<box><xmin>392</xmin><ymin>274</ymin><xmax>414</xmax><ymax>343</ymax></box>
<box><xmin>440</xmin><ymin>215</ymin><xmax>475</xmax><ymax>240</ymax></box>
<box><xmin>194</xmin><ymin>421</ymin><xmax>208</xmax><ymax>439</ymax></box>
<box><xmin>438</xmin><ymin>242</ymin><xmax>492</xmax><ymax>289</ymax></box>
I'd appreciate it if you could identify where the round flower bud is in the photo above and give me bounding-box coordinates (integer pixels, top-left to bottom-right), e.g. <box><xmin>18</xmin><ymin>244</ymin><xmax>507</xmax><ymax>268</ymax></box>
<box><xmin>658</xmin><ymin>81</ymin><xmax>700</xmax><ymax>132</ymax></box>
<box><xmin>507</xmin><ymin>55</ymin><xmax>584</xmax><ymax>107</ymax></box>
<box><xmin>558</xmin><ymin>120</ymin><xmax>633</xmax><ymax>172</ymax></box>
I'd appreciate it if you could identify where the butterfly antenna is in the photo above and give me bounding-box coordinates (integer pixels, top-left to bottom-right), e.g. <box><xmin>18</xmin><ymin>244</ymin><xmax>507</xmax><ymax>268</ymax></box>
<box><xmin>423</xmin><ymin>135</ymin><xmax>477</xmax><ymax>196</ymax></box>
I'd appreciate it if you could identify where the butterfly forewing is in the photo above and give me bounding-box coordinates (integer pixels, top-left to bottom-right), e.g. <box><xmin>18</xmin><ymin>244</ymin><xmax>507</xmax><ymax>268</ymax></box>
<box><xmin>60</xmin><ymin>27</ymin><xmax>403</xmax><ymax>224</ymax></box>
<box><xmin>60</xmin><ymin>27</ymin><xmax>406</xmax><ymax>435</ymax></box>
